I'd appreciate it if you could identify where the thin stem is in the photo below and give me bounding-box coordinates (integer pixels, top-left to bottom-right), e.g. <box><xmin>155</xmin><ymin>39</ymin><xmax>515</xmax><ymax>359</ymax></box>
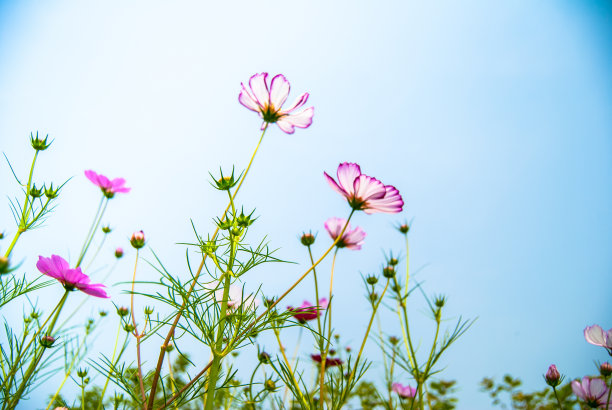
<box><xmin>552</xmin><ymin>386</ymin><xmax>564</xmax><ymax>410</ymax></box>
<box><xmin>97</xmin><ymin>321</ymin><xmax>124</xmax><ymax>410</ymax></box>
<box><xmin>129</xmin><ymin>249</ymin><xmax>146</xmax><ymax>404</ymax></box>
<box><xmin>161</xmin><ymin>212</ymin><xmax>356</xmax><ymax>410</ymax></box>
<box><xmin>4</xmin><ymin>151</ymin><xmax>38</xmax><ymax>258</ymax></box>
<box><xmin>605</xmin><ymin>377</ymin><xmax>612</xmax><ymax>409</ymax></box>
<box><xmin>167</xmin><ymin>351</ymin><xmax>178</xmax><ymax>410</ymax></box>
<box><xmin>319</xmin><ymin>248</ymin><xmax>338</xmax><ymax>405</ymax></box>
<box><xmin>147</xmin><ymin>125</ymin><xmax>268</xmax><ymax>409</ymax></box>
<box><xmin>76</xmin><ymin>196</ymin><xmax>108</xmax><ymax>268</ymax></box>
<box><xmin>308</xmin><ymin>247</ymin><xmax>324</xmax><ymax>353</ymax></box>
<box><xmin>274</xmin><ymin>327</ymin><xmax>305</xmax><ymax>406</ymax></box>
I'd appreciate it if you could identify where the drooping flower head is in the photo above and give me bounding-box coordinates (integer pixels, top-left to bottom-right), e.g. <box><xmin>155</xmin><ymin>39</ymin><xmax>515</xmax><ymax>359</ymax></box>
<box><xmin>324</xmin><ymin>162</ymin><xmax>403</xmax><ymax>214</ymax></box>
<box><xmin>287</xmin><ymin>298</ymin><xmax>328</xmax><ymax>323</ymax></box>
<box><xmin>324</xmin><ymin>217</ymin><xmax>366</xmax><ymax>250</ymax></box>
<box><xmin>311</xmin><ymin>354</ymin><xmax>343</xmax><ymax>367</ymax></box>
<box><xmin>85</xmin><ymin>170</ymin><xmax>130</xmax><ymax>199</ymax></box>
<box><xmin>571</xmin><ymin>377</ymin><xmax>609</xmax><ymax>407</ymax></box>
<box><xmin>584</xmin><ymin>325</ymin><xmax>612</xmax><ymax>354</ymax></box>
<box><xmin>392</xmin><ymin>382</ymin><xmax>417</xmax><ymax>399</ymax></box>
<box><xmin>239</xmin><ymin>73</ymin><xmax>314</xmax><ymax>134</ymax></box>
<box><xmin>36</xmin><ymin>255</ymin><xmax>109</xmax><ymax>298</ymax></box>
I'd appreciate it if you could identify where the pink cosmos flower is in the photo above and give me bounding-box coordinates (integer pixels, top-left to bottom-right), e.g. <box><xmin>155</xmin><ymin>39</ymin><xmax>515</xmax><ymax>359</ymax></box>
<box><xmin>584</xmin><ymin>325</ymin><xmax>612</xmax><ymax>354</ymax></box>
<box><xmin>571</xmin><ymin>377</ymin><xmax>609</xmax><ymax>407</ymax></box>
<box><xmin>324</xmin><ymin>162</ymin><xmax>403</xmax><ymax>214</ymax></box>
<box><xmin>311</xmin><ymin>354</ymin><xmax>343</xmax><ymax>367</ymax></box>
<box><xmin>392</xmin><ymin>382</ymin><xmax>417</xmax><ymax>399</ymax></box>
<box><xmin>85</xmin><ymin>170</ymin><xmax>130</xmax><ymax>199</ymax></box>
<box><xmin>324</xmin><ymin>217</ymin><xmax>366</xmax><ymax>250</ymax></box>
<box><xmin>544</xmin><ymin>364</ymin><xmax>562</xmax><ymax>387</ymax></box>
<box><xmin>287</xmin><ymin>298</ymin><xmax>328</xmax><ymax>323</ymax></box>
<box><xmin>36</xmin><ymin>255</ymin><xmax>109</xmax><ymax>298</ymax></box>
<box><xmin>239</xmin><ymin>73</ymin><xmax>314</xmax><ymax>134</ymax></box>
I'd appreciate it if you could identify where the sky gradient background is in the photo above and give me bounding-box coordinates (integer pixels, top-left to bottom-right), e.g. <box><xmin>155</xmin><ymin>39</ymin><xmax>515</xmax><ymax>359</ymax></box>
<box><xmin>0</xmin><ymin>1</ymin><xmax>611</xmax><ymax>408</ymax></box>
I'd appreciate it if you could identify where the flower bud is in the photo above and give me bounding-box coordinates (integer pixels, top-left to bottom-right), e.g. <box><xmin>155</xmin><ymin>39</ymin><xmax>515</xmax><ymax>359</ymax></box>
<box><xmin>397</xmin><ymin>223</ymin><xmax>410</xmax><ymax>234</ymax></box>
<box><xmin>237</xmin><ymin>209</ymin><xmax>255</xmax><ymax>228</ymax></box>
<box><xmin>600</xmin><ymin>362</ymin><xmax>612</xmax><ymax>377</ymax></box>
<box><xmin>216</xmin><ymin>219</ymin><xmax>232</xmax><ymax>231</ymax></box>
<box><xmin>382</xmin><ymin>266</ymin><xmax>396</xmax><ymax>278</ymax></box>
<box><xmin>144</xmin><ymin>306</ymin><xmax>154</xmax><ymax>315</ymax></box>
<box><xmin>40</xmin><ymin>335</ymin><xmax>55</xmax><ymax>348</ymax></box>
<box><xmin>30</xmin><ymin>311</ymin><xmax>40</xmax><ymax>319</ymax></box>
<box><xmin>0</xmin><ymin>232</ymin><xmax>4</xmax><ymax>239</ymax></box>
<box><xmin>130</xmin><ymin>231</ymin><xmax>145</xmax><ymax>249</ymax></box>
<box><xmin>389</xmin><ymin>336</ymin><xmax>399</xmax><ymax>345</ymax></box>
<box><xmin>300</xmin><ymin>232</ymin><xmax>316</xmax><ymax>246</ymax></box>
<box><xmin>77</xmin><ymin>368</ymin><xmax>88</xmax><ymax>378</ymax></box>
<box><xmin>29</xmin><ymin>184</ymin><xmax>43</xmax><ymax>198</ymax></box>
<box><xmin>230</xmin><ymin>226</ymin><xmax>243</xmax><ymax>238</ymax></box>
<box><xmin>99</xmin><ymin>310</ymin><xmax>108</xmax><ymax>317</ymax></box>
<box><xmin>264</xmin><ymin>298</ymin><xmax>276</xmax><ymax>308</ymax></box>
<box><xmin>544</xmin><ymin>364</ymin><xmax>561</xmax><ymax>387</ymax></box>
<box><xmin>0</xmin><ymin>257</ymin><xmax>10</xmax><ymax>275</ymax></box>
<box><xmin>117</xmin><ymin>306</ymin><xmax>129</xmax><ymax>317</ymax></box>
<box><xmin>259</xmin><ymin>351</ymin><xmax>271</xmax><ymax>364</ymax></box>
<box><xmin>162</xmin><ymin>343</ymin><xmax>174</xmax><ymax>352</ymax></box>
<box><xmin>123</xmin><ymin>323</ymin><xmax>135</xmax><ymax>332</ymax></box>
<box><xmin>102</xmin><ymin>225</ymin><xmax>112</xmax><ymax>234</ymax></box>
<box><xmin>213</xmin><ymin>168</ymin><xmax>240</xmax><ymax>191</ymax></box>
<box><xmin>30</xmin><ymin>131</ymin><xmax>51</xmax><ymax>151</ymax></box>
<box><xmin>369</xmin><ymin>292</ymin><xmax>378</xmax><ymax>303</ymax></box>
<box><xmin>264</xmin><ymin>379</ymin><xmax>277</xmax><ymax>392</ymax></box>
<box><xmin>329</xmin><ymin>349</ymin><xmax>336</xmax><ymax>356</ymax></box>
<box><xmin>388</xmin><ymin>257</ymin><xmax>399</xmax><ymax>266</ymax></box>
<box><xmin>200</xmin><ymin>239</ymin><xmax>218</xmax><ymax>256</ymax></box>
<box><xmin>115</xmin><ymin>247</ymin><xmax>124</xmax><ymax>258</ymax></box>
<box><xmin>366</xmin><ymin>275</ymin><xmax>378</xmax><ymax>285</ymax></box>
<box><xmin>44</xmin><ymin>183</ymin><xmax>60</xmax><ymax>199</ymax></box>
<box><xmin>434</xmin><ymin>296</ymin><xmax>446</xmax><ymax>308</ymax></box>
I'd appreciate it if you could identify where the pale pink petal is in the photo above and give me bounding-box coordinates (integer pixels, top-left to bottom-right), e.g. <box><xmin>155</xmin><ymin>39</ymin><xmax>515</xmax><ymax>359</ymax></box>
<box><xmin>585</xmin><ymin>325</ymin><xmax>607</xmax><ymax>347</ymax></box>
<box><xmin>336</xmin><ymin>163</ymin><xmax>362</xmax><ymax>196</ymax></box>
<box><xmin>324</xmin><ymin>217</ymin><xmax>346</xmax><ymax>239</ymax></box>
<box><xmin>282</xmin><ymin>92</ymin><xmax>309</xmax><ymax>113</ymax></box>
<box><xmin>353</xmin><ymin>175</ymin><xmax>386</xmax><ymax>202</ymax></box>
<box><xmin>588</xmin><ymin>377</ymin><xmax>608</xmax><ymax>398</ymax></box>
<box><xmin>249</xmin><ymin>73</ymin><xmax>270</xmax><ymax>107</ymax></box>
<box><xmin>324</xmin><ymin>172</ymin><xmax>348</xmax><ymax>197</ymax></box>
<box><xmin>364</xmin><ymin>185</ymin><xmax>404</xmax><ymax>214</ymax></box>
<box><xmin>269</xmin><ymin>74</ymin><xmax>290</xmax><ymax>109</ymax></box>
<box><xmin>279</xmin><ymin>107</ymin><xmax>314</xmax><ymax>130</ymax></box>
<box><xmin>571</xmin><ymin>380</ymin><xmax>586</xmax><ymax>399</ymax></box>
<box><xmin>275</xmin><ymin>118</ymin><xmax>297</xmax><ymax>134</ymax></box>
<box><xmin>239</xmin><ymin>85</ymin><xmax>262</xmax><ymax>112</ymax></box>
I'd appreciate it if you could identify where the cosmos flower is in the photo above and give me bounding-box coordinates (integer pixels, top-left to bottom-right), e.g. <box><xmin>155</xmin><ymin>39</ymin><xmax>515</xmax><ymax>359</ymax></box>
<box><xmin>324</xmin><ymin>162</ymin><xmax>403</xmax><ymax>214</ymax></box>
<box><xmin>311</xmin><ymin>354</ymin><xmax>343</xmax><ymax>367</ymax></box>
<box><xmin>84</xmin><ymin>170</ymin><xmax>130</xmax><ymax>199</ymax></box>
<box><xmin>544</xmin><ymin>364</ymin><xmax>562</xmax><ymax>387</ymax></box>
<box><xmin>36</xmin><ymin>255</ymin><xmax>109</xmax><ymax>298</ymax></box>
<box><xmin>392</xmin><ymin>383</ymin><xmax>417</xmax><ymax>399</ymax></box>
<box><xmin>584</xmin><ymin>325</ymin><xmax>612</xmax><ymax>353</ymax></box>
<box><xmin>571</xmin><ymin>377</ymin><xmax>609</xmax><ymax>407</ymax></box>
<box><xmin>324</xmin><ymin>217</ymin><xmax>366</xmax><ymax>250</ymax></box>
<box><xmin>239</xmin><ymin>73</ymin><xmax>314</xmax><ymax>134</ymax></box>
<box><xmin>287</xmin><ymin>298</ymin><xmax>328</xmax><ymax>322</ymax></box>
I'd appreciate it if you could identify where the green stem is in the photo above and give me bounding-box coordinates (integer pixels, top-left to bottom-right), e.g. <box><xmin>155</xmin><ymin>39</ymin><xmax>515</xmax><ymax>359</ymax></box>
<box><xmin>97</xmin><ymin>321</ymin><xmax>124</xmax><ymax>410</ymax></box>
<box><xmin>552</xmin><ymin>386</ymin><xmax>563</xmax><ymax>410</ymax></box>
<box><xmin>147</xmin><ymin>125</ymin><xmax>268</xmax><ymax>409</ymax></box>
<box><xmin>76</xmin><ymin>196</ymin><xmax>107</xmax><ymax>268</ymax></box>
<box><xmin>319</xmin><ymin>248</ymin><xmax>338</xmax><ymax>406</ymax></box>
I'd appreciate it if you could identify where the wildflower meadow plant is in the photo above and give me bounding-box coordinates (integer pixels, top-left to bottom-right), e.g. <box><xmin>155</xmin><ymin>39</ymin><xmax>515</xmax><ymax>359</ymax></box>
<box><xmin>0</xmin><ymin>73</ymin><xmax>476</xmax><ymax>410</ymax></box>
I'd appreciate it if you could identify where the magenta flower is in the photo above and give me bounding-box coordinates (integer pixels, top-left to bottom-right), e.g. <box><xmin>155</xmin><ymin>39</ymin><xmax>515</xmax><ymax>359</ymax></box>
<box><xmin>36</xmin><ymin>255</ymin><xmax>109</xmax><ymax>298</ymax></box>
<box><xmin>239</xmin><ymin>73</ymin><xmax>314</xmax><ymax>134</ymax></box>
<box><xmin>392</xmin><ymin>382</ymin><xmax>417</xmax><ymax>399</ymax></box>
<box><xmin>287</xmin><ymin>298</ymin><xmax>328</xmax><ymax>323</ymax></box>
<box><xmin>324</xmin><ymin>217</ymin><xmax>366</xmax><ymax>250</ymax></box>
<box><xmin>544</xmin><ymin>364</ymin><xmax>562</xmax><ymax>387</ymax></box>
<box><xmin>310</xmin><ymin>354</ymin><xmax>343</xmax><ymax>367</ymax></box>
<box><xmin>585</xmin><ymin>325</ymin><xmax>612</xmax><ymax>354</ymax></box>
<box><xmin>324</xmin><ymin>162</ymin><xmax>403</xmax><ymax>214</ymax></box>
<box><xmin>571</xmin><ymin>377</ymin><xmax>608</xmax><ymax>407</ymax></box>
<box><xmin>85</xmin><ymin>170</ymin><xmax>130</xmax><ymax>199</ymax></box>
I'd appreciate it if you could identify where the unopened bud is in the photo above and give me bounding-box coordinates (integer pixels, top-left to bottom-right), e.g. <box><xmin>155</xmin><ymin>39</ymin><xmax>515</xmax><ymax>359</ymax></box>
<box><xmin>40</xmin><ymin>335</ymin><xmax>55</xmax><ymax>348</ymax></box>
<box><xmin>366</xmin><ymin>275</ymin><xmax>378</xmax><ymax>285</ymax></box>
<box><xmin>30</xmin><ymin>131</ymin><xmax>52</xmax><ymax>151</ymax></box>
<box><xmin>0</xmin><ymin>232</ymin><xmax>4</xmax><ymax>240</ymax></box>
<box><xmin>117</xmin><ymin>306</ymin><xmax>129</xmax><ymax>317</ymax></box>
<box><xmin>600</xmin><ymin>362</ymin><xmax>612</xmax><ymax>377</ymax></box>
<box><xmin>259</xmin><ymin>351</ymin><xmax>271</xmax><ymax>364</ymax></box>
<box><xmin>77</xmin><ymin>368</ymin><xmax>88</xmax><ymax>378</ymax></box>
<box><xmin>162</xmin><ymin>343</ymin><xmax>174</xmax><ymax>352</ymax></box>
<box><xmin>0</xmin><ymin>257</ymin><xmax>9</xmax><ymax>274</ymax></box>
<box><xmin>144</xmin><ymin>306</ymin><xmax>154</xmax><ymax>315</ymax></box>
<box><xmin>544</xmin><ymin>364</ymin><xmax>561</xmax><ymax>387</ymax></box>
<box><xmin>102</xmin><ymin>225</ymin><xmax>112</xmax><ymax>234</ymax></box>
<box><xmin>388</xmin><ymin>257</ymin><xmax>399</xmax><ymax>266</ymax></box>
<box><xmin>382</xmin><ymin>266</ymin><xmax>396</xmax><ymax>278</ymax></box>
<box><xmin>29</xmin><ymin>184</ymin><xmax>43</xmax><ymax>198</ymax></box>
<box><xmin>99</xmin><ymin>310</ymin><xmax>108</xmax><ymax>317</ymax></box>
<box><xmin>398</xmin><ymin>224</ymin><xmax>410</xmax><ymax>234</ymax></box>
<box><xmin>130</xmin><ymin>231</ymin><xmax>145</xmax><ymax>249</ymax></box>
<box><xmin>115</xmin><ymin>247</ymin><xmax>124</xmax><ymax>258</ymax></box>
<box><xmin>369</xmin><ymin>292</ymin><xmax>378</xmax><ymax>303</ymax></box>
<box><xmin>264</xmin><ymin>379</ymin><xmax>277</xmax><ymax>392</ymax></box>
<box><xmin>300</xmin><ymin>232</ymin><xmax>316</xmax><ymax>246</ymax></box>
<box><xmin>44</xmin><ymin>183</ymin><xmax>60</xmax><ymax>199</ymax></box>
<box><xmin>123</xmin><ymin>324</ymin><xmax>135</xmax><ymax>332</ymax></box>
<box><xmin>389</xmin><ymin>336</ymin><xmax>399</xmax><ymax>345</ymax></box>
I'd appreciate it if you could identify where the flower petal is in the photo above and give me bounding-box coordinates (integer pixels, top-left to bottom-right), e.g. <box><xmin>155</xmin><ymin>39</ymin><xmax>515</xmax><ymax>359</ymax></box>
<box><xmin>282</xmin><ymin>92</ymin><xmax>309</xmax><ymax>113</ymax></box>
<box><xmin>249</xmin><ymin>73</ymin><xmax>270</xmax><ymax>108</ymax></box>
<box><xmin>239</xmin><ymin>84</ymin><xmax>262</xmax><ymax>112</ymax></box>
<box><xmin>336</xmin><ymin>163</ymin><xmax>362</xmax><ymax>196</ymax></box>
<box><xmin>324</xmin><ymin>172</ymin><xmax>348</xmax><ymax>198</ymax></box>
<box><xmin>585</xmin><ymin>325</ymin><xmax>607</xmax><ymax>347</ymax></box>
<box><xmin>279</xmin><ymin>107</ymin><xmax>314</xmax><ymax>130</ymax></box>
<box><xmin>84</xmin><ymin>170</ymin><xmax>100</xmax><ymax>186</ymax></box>
<box><xmin>364</xmin><ymin>185</ymin><xmax>404</xmax><ymax>214</ymax></box>
<box><xmin>77</xmin><ymin>283</ymin><xmax>110</xmax><ymax>298</ymax></box>
<box><xmin>269</xmin><ymin>74</ymin><xmax>290</xmax><ymax>109</ymax></box>
<box><xmin>353</xmin><ymin>175</ymin><xmax>386</xmax><ymax>202</ymax></box>
<box><xmin>36</xmin><ymin>255</ymin><xmax>66</xmax><ymax>280</ymax></box>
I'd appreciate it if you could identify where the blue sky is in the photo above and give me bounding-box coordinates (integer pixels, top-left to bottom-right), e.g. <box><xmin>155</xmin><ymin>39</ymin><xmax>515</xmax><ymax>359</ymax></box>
<box><xmin>0</xmin><ymin>1</ymin><xmax>611</xmax><ymax>408</ymax></box>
